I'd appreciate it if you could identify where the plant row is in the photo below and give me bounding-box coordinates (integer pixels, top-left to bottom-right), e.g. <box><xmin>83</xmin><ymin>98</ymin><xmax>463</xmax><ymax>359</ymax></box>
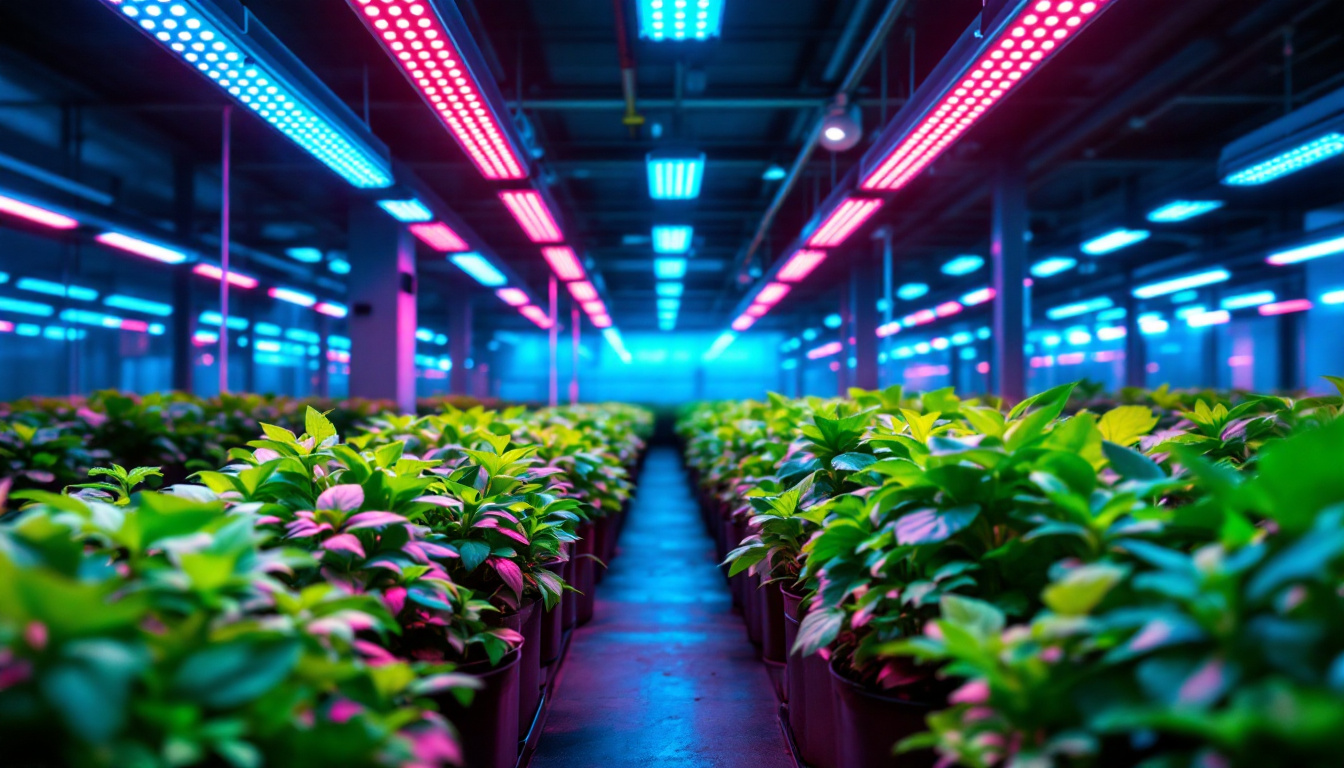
<box><xmin>679</xmin><ymin>379</ymin><xmax>1344</xmax><ymax>768</ymax></box>
<box><xmin>0</xmin><ymin>401</ymin><xmax>651</xmax><ymax>768</ymax></box>
<box><xmin>0</xmin><ymin>391</ymin><xmax>507</xmax><ymax>500</ymax></box>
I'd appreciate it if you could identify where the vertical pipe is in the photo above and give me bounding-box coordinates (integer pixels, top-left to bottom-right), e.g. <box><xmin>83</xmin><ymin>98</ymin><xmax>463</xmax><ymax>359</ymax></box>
<box><xmin>548</xmin><ymin>276</ymin><xmax>558</xmax><ymax>407</ymax></box>
<box><xmin>171</xmin><ymin>157</ymin><xmax>195</xmax><ymax>393</ymax></box>
<box><xmin>219</xmin><ymin>106</ymin><xmax>232</xmax><ymax>395</ymax></box>
<box><xmin>570</xmin><ymin>306</ymin><xmax>580</xmax><ymax>404</ymax></box>
<box><xmin>1123</xmin><ymin>277</ymin><xmax>1146</xmax><ymax>389</ymax></box>
<box><xmin>992</xmin><ymin>157</ymin><xmax>1027</xmax><ymax>403</ymax></box>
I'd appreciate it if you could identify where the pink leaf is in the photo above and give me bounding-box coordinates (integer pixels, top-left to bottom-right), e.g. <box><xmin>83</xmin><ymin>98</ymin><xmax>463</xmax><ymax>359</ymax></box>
<box><xmin>253</xmin><ymin>448</ymin><xmax>281</xmax><ymax>462</ymax></box>
<box><xmin>496</xmin><ymin>527</ymin><xmax>531</xmax><ymax>547</ymax></box>
<box><xmin>412</xmin><ymin>495</ymin><xmax>463</xmax><ymax>509</ymax></box>
<box><xmin>322</xmin><ymin>534</ymin><xmax>365</xmax><ymax>558</ymax></box>
<box><xmin>352</xmin><ymin>639</ymin><xmax>397</xmax><ymax>665</ymax></box>
<box><xmin>489</xmin><ymin>557</ymin><xmax>525</xmax><ymax>597</ymax></box>
<box><xmin>328</xmin><ymin>699</ymin><xmax>363</xmax><ymax>724</ymax></box>
<box><xmin>345</xmin><ymin>511</ymin><xmax>408</xmax><ymax>530</ymax></box>
<box><xmin>316</xmin><ymin>484</ymin><xmax>364</xmax><ymax>512</ymax></box>
<box><xmin>383</xmin><ymin>586</ymin><xmax>407</xmax><ymax>615</ymax></box>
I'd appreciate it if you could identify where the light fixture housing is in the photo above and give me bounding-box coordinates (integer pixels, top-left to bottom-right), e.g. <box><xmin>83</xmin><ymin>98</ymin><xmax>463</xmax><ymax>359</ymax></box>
<box><xmin>96</xmin><ymin>232</ymin><xmax>189</xmax><ymax>264</ymax></box>
<box><xmin>860</xmin><ymin>0</ymin><xmax>1116</xmax><ymax>192</ymax></box>
<box><xmin>777</xmin><ymin>250</ymin><xmax>827</xmax><ymax>283</ymax></box>
<box><xmin>1220</xmin><ymin>84</ymin><xmax>1344</xmax><ymax>186</ymax></box>
<box><xmin>647</xmin><ymin>150</ymin><xmax>706</xmax><ymax>200</ymax></box>
<box><xmin>542</xmin><ymin>246</ymin><xmax>586</xmax><ymax>281</ymax></box>
<box><xmin>1147</xmin><ymin>200</ymin><xmax>1224</xmax><ymax>223</ymax></box>
<box><xmin>409</xmin><ymin>222</ymin><xmax>470</xmax><ymax>252</ymax></box>
<box><xmin>730</xmin><ymin>314</ymin><xmax>755</xmax><ymax>332</ymax></box>
<box><xmin>519</xmin><ymin>304</ymin><xmax>553</xmax><ymax>329</ymax></box>
<box><xmin>499</xmin><ymin>190</ymin><xmax>564</xmax><ymax>243</ymax></box>
<box><xmin>568</xmin><ymin>281</ymin><xmax>598</xmax><ymax>302</ymax></box>
<box><xmin>194</xmin><ymin>263</ymin><xmax>259</xmax><ymax>289</ymax></box>
<box><xmin>344</xmin><ymin>0</ymin><xmax>527</xmax><ymax>180</ymax></box>
<box><xmin>819</xmin><ymin>99</ymin><xmax>862</xmax><ymax>153</ymax></box>
<box><xmin>755</xmin><ymin>282</ymin><xmax>790</xmax><ymax>306</ymax></box>
<box><xmin>806</xmin><ymin>197</ymin><xmax>883</xmax><ymax>248</ymax></box>
<box><xmin>104</xmin><ymin>0</ymin><xmax>393</xmax><ymax>188</ymax></box>
<box><xmin>496</xmin><ymin>287</ymin><xmax>529</xmax><ymax>306</ymax></box>
<box><xmin>0</xmin><ymin>193</ymin><xmax>79</xmax><ymax>230</ymax></box>
<box><xmin>654</xmin><ymin>257</ymin><xmax>689</xmax><ymax>280</ymax></box>
<box><xmin>942</xmin><ymin>254</ymin><xmax>984</xmax><ymax>276</ymax></box>
<box><xmin>656</xmin><ymin>282</ymin><xmax>685</xmax><ymax>298</ymax></box>
<box><xmin>637</xmin><ymin>0</ymin><xmax>725</xmax><ymax>41</ymax></box>
<box><xmin>1081</xmin><ymin>228</ymin><xmax>1150</xmax><ymax>256</ymax></box>
<box><xmin>450</xmin><ymin>253</ymin><xmax>508</xmax><ymax>286</ymax></box>
<box><xmin>1132</xmin><ymin>269</ymin><xmax>1231</xmax><ymax>299</ymax></box>
<box><xmin>653</xmin><ymin>225</ymin><xmax>694</xmax><ymax>254</ymax></box>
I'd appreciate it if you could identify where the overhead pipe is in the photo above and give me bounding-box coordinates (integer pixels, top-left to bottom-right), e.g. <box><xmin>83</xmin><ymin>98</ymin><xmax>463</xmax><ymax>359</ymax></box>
<box><xmin>735</xmin><ymin>0</ymin><xmax>910</xmax><ymax>281</ymax></box>
<box><xmin>613</xmin><ymin>0</ymin><xmax>644</xmax><ymax>137</ymax></box>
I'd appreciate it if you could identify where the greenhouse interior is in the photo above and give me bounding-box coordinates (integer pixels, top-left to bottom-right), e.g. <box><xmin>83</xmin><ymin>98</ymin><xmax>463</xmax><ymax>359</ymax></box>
<box><xmin>2</xmin><ymin>0</ymin><xmax>1344</xmax><ymax>766</ymax></box>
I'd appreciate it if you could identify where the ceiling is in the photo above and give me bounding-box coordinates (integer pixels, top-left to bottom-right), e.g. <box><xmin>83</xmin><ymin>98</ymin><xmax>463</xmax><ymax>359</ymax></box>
<box><xmin>0</xmin><ymin>0</ymin><xmax>1341</xmax><ymax>334</ymax></box>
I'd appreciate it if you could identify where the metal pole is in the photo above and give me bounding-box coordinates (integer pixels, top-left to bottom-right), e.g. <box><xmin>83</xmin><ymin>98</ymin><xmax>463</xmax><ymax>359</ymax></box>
<box><xmin>1123</xmin><ymin>276</ymin><xmax>1146</xmax><ymax>388</ymax></box>
<box><xmin>548</xmin><ymin>276</ymin><xmax>558</xmax><ymax>407</ymax></box>
<box><xmin>570</xmin><ymin>306</ymin><xmax>580</xmax><ymax>404</ymax></box>
<box><xmin>219</xmin><ymin>106</ymin><xmax>231</xmax><ymax>395</ymax></box>
<box><xmin>992</xmin><ymin>157</ymin><xmax>1027</xmax><ymax>403</ymax></box>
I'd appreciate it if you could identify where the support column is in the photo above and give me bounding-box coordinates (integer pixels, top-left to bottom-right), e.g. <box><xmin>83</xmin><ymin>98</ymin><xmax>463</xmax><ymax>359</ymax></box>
<box><xmin>992</xmin><ymin>158</ymin><xmax>1027</xmax><ymax>403</ymax></box>
<box><xmin>852</xmin><ymin>244</ymin><xmax>881</xmax><ymax>391</ymax></box>
<box><xmin>171</xmin><ymin>156</ymin><xmax>195</xmax><ymax>393</ymax></box>
<box><xmin>1278</xmin><ymin>312</ymin><xmax>1302</xmax><ymax>391</ymax></box>
<box><xmin>348</xmin><ymin>203</ymin><xmax>417</xmax><ymax>414</ymax></box>
<box><xmin>449</xmin><ymin>298</ymin><xmax>473</xmax><ymax>395</ymax></box>
<box><xmin>570</xmin><ymin>306</ymin><xmax>580</xmax><ymax>404</ymax></box>
<box><xmin>315</xmin><ymin>315</ymin><xmax>331</xmax><ymax>398</ymax></box>
<box><xmin>1123</xmin><ymin>279</ymin><xmax>1146</xmax><ymax>389</ymax></box>
<box><xmin>837</xmin><ymin>291</ymin><xmax>851</xmax><ymax>396</ymax></box>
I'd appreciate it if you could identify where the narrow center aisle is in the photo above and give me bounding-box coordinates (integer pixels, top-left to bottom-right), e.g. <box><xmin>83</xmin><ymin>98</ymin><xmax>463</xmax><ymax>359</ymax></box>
<box><xmin>531</xmin><ymin>447</ymin><xmax>792</xmax><ymax>768</ymax></box>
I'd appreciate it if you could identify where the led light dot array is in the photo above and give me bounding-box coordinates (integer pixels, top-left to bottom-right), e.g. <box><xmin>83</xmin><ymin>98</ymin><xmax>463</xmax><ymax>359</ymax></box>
<box><xmin>110</xmin><ymin>0</ymin><xmax>391</xmax><ymax>188</ymax></box>
<box><xmin>777</xmin><ymin>249</ymin><xmax>827</xmax><ymax>282</ymax></box>
<box><xmin>409</xmin><ymin>222</ymin><xmax>469</xmax><ymax>252</ymax></box>
<box><xmin>642</xmin><ymin>0</ymin><xmax>723</xmax><ymax>41</ymax></box>
<box><xmin>499</xmin><ymin>190</ymin><xmax>563</xmax><ymax>243</ymax></box>
<box><xmin>349</xmin><ymin>0</ymin><xmax>524</xmax><ymax>180</ymax></box>
<box><xmin>807</xmin><ymin>198</ymin><xmax>883</xmax><ymax>248</ymax></box>
<box><xmin>863</xmin><ymin>0</ymin><xmax>1109</xmax><ymax>191</ymax></box>
<box><xmin>1224</xmin><ymin>133</ymin><xmax>1344</xmax><ymax>186</ymax></box>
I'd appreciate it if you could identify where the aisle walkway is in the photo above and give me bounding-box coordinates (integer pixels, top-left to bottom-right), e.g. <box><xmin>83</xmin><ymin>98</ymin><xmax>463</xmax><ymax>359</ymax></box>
<box><xmin>532</xmin><ymin>448</ymin><xmax>792</xmax><ymax>768</ymax></box>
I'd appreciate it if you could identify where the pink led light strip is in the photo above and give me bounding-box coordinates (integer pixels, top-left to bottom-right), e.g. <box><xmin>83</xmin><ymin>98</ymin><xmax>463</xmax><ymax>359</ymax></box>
<box><xmin>409</xmin><ymin>221</ymin><xmax>469</xmax><ymax>252</ymax></box>
<box><xmin>499</xmin><ymin>190</ymin><xmax>564</xmax><ymax>243</ymax></box>
<box><xmin>347</xmin><ymin>0</ymin><xmax>525</xmax><ymax>180</ymax></box>
<box><xmin>542</xmin><ymin>246</ymin><xmax>586</xmax><ymax>281</ymax></box>
<box><xmin>807</xmin><ymin>198</ymin><xmax>883</xmax><ymax>248</ymax></box>
<box><xmin>778</xmin><ymin>249</ymin><xmax>827</xmax><ymax>282</ymax></box>
<box><xmin>862</xmin><ymin>0</ymin><xmax>1112</xmax><ymax>191</ymax></box>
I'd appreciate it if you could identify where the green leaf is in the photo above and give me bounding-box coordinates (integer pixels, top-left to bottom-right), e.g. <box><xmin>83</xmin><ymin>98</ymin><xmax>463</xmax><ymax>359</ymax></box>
<box><xmin>1042</xmin><ymin>562</ymin><xmax>1129</xmax><ymax>616</ymax></box>
<box><xmin>1007</xmin><ymin>382</ymin><xmax>1077</xmax><ymax>422</ymax></box>
<box><xmin>457</xmin><ymin>539</ymin><xmax>492</xmax><ymax>572</ymax></box>
<box><xmin>259</xmin><ymin>423</ymin><xmax>298</xmax><ymax>444</ymax></box>
<box><xmin>172</xmin><ymin>639</ymin><xmax>301</xmax><ymax>709</ymax></box>
<box><xmin>1102</xmin><ymin>441</ymin><xmax>1165</xmax><ymax>481</ymax></box>
<box><xmin>42</xmin><ymin>640</ymin><xmax>148</xmax><ymax>744</ymax></box>
<box><xmin>940</xmin><ymin>594</ymin><xmax>1004</xmax><ymax>639</ymax></box>
<box><xmin>894</xmin><ymin>505</ymin><xmax>979</xmax><ymax>546</ymax></box>
<box><xmin>831</xmin><ymin>452</ymin><xmax>877</xmax><ymax>472</ymax></box>
<box><xmin>1097</xmin><ymin>406</ymin><xmax>1159</xmax><ymax>447</ymax></box>
<box><xmin>305</xmin><ymin>407</ymin><xmax>338</xmax><ymax>445</ymax></box>
<box><xmin>1252</xmin><ymin>418</ymin><xmax>1344</xmax><ymax>533</ymax></box>
<box><xmin>1325</xmin><ymin>375</ymin><xmax>1344</xmax><ymax>400</ymax></box>
<box><xmin>793</xmin><ymin>608</ymin><xmax>843</xmax><ymax>656</ymax></box>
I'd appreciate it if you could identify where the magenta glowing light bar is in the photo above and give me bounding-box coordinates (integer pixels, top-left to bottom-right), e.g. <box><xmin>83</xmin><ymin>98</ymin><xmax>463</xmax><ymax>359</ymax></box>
<box><xmin>935</xmin><ymin>301</ymin><xmax>963</xmax><ymax>318</ymax></box>
<box><xmin>542</xmin><ymin>246</ymin><xmax>586</xmax><ymax>281</ymax></box>
<box><xmin>777</xmin><ymin>249</ymin><xmax>827</xmax><ymax>282</ymax></box>
<box><xmin>409</xmin><ymin>221</ymin><xmax>469</xmax><ymax>252</ymax></box>
<box><xmin>96</xmin><ymin>232</ymin><xmax>189</xmax><ymax>264</ymax></box>
<box><xmin>806</xmin><ymin>198</ymin><xmax>883</xmax><ymax>248</ymax></box>
<box><xmin>877</xmin><ymin>320</ymin><xmax>901</xmax><ymax>338</ymax></box>
<box><xmin>567</xmin><ymin>281</ymin><xmax>598</xmax><ymax>302</ymax></box>
<box><xmin>746</xmin><ymin>303</ymin><xmax>770</xmax><ymax>318</ymax></box>
<box><xmin>345</xmin><ymin>0</ymin><xmax>526</xmax><ymax>180</ymax></box>
<box><xmin>496</xmin><ymin>287</ymin><xmax>529</xmax><ymax>306</ymax></box>
<box><xmin>807</xmin><ymin>341</ymin><xmax>844</xmax><ymax>360</ymax></box>
<box><xmin>906</xmin><ymin>308</ymin><xmax>937</xmax><ymax>326</ymax></box>
<box><xmin>962</xmin><ymin>287</ymin><xmax>996</xmax><ymax>306</ymax></box>
<box><xmin>0</xmin><ymin>194</ymin><xmax>79</xmax><ymax>230</ymax></box>
<box><xmin>519</xmin><ymin>304</ymin><xmax>553</xmax><ymax>329</ymax></box>
<box><xmin>193</xmin><ymin>263</ymin><xmax>259</xmax><ymax>289</ymax></box>
<box><xmin>499</xmin><ymin>190</ymin><xmax>563</xmax><ymax>243</ymax></box>
<box><xmin>315</xmin><ymin>301</ymin><xmax>348</xmax><ymax>318</ymax></box>
<box><xmin>731</xmin><ymin>315</ymin><xmax>756</xmax><ymax>332</ymax></box>
<box><xmin>1258</xmin><ymin>299</ymin><xmax>1313</xmax><ymax>316</ymax></box>
<box><xmin>590</xmin><ymin>313</ymin><xmax>612</xmax><ymax>329</ymax></box>
<box><xmin>862</xmin><ymin>1</ymin><xmax>1115</xmax><ymax>192</ymax></box>
<box><xmin>269</xmin><ymin>287</ymin><xmax>317</xmax><ymax>307</ymax></box>
<box><xmin>582</xmin><ymin>300</ymin><xmax>606</xmax><ymax>315</ymax></box>
<box><xmin>755</xmin><ymin>282</ymin><xmax>791</xmax><ymax>306</ymax></box>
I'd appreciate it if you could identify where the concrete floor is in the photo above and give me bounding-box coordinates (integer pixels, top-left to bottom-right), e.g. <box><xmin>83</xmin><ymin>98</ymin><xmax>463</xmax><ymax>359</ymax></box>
<box><xmin>531</xmin><ymin>448</ymin><xmax>793</xmax><ymax>768</ymax></box>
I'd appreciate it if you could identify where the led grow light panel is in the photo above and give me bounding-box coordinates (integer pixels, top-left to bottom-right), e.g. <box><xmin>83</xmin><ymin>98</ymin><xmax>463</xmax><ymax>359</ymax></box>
<box><xmin>315</xmin><ymin>302</ymin><xmax>348</xmax><ymax>318</ymax></box>
<box><xmin>104</xmin><ymin>294</ymin><xmax>173</xmax><ymax>317</ymax></box>
<box><xmin>777</xmin><ymin>250</ymin><xmax>826</xmax><ymax>283</ymax></box>
<box><xmin>450</xmin><ymin>253</ymin><xmax>507</xmax><ymax>286</ymax></box>
<box><xmin>193</xmin><ymin>263</ymin><xmax>259</xmax><ymax>288</ymax></box>
<box><xmin>861</xmin><ymin>0</ymin><xmax>1115</xmax><ymax>191</ymax></box>
<box><xmin>655</xmin><ymin>257</ymin><xmax>688</xmax><ymax>280</ymax></box>
<box><xmin>647</xmin><ymin>152</ymin><xmax>705</xmax><ymax>200</ymax></box>
<box><xmin>105</xmin><ymin>0</ymin><xmax>392</xmax><ymax>188</ymax></box>
<box><xmin>0</xmin><ymin>194</ymin><xmax>78</xmax><ymax>230</ymax></box>
<box><xmin>409</xmin><ymin>222</ymin><xmax>469</xmax><ymax>252</ymax></box>
<box><xmin>519</xmin><ymin>304</ymin><xmax>552</xmax><ymax>329</ymax></box>
<box><xmin>16</xmin><ymin>278</ymin><xmax>98</xmax><ymax>302</ymax></box>
<box><xmin>638</xmin><ymin>0</ymin><xmax>725</xmax><ymax>41</ymax></box>
<box><xmin>1030</xmin><ymin>256</ymin><xmax>1076</xmax><ymax>278</ymax></box>
<box><xmin>269</xmin><ymin>287</ymin><xmax>317</xmax><ymax>307</ymax></box>
<box><xmin>499</xmin><ymin>190</ymin><xmax>563</xmax><ymax>243</ymax></box>
<box><xmin>1224</xmin><ymin>133</ymin><xmax>1344</xmax><ymax>186</ymax></box>
<box><xmin>96</xmin><ymin>232</ymin><xmax>188</xmax><ymax>264</ymax></box>
<box><xmin>542</xmin><ymin>246</ymin><xmax>586</xmax><ymax>281</ymax></box>
<box><xmin>1147</xmin><ymin>200</ymin><xmax>1224</xmax><ymax>223</ymax></box>
<box><xmin>1132</xmin><ymin>269</ymin><xmax>1230</xmax><ymax>299</ymax></box>
<box><xmin>653</xmin><ymin>225</ymin><xmax>694</xmax><ymax>254</ymax></box>
<box><xmin>806</xmin><ymin>198</ymin><xmax>883</xmax><ymax>248</ymax></box>
<box><xmin>378</xmin><ymin>198</ymin><xmax>433</xmax><ymax>222</ymax></box>
<box><xmin>1082</xmin><ymin>228</ymin><xmax>1150</xmax><ymax>256</ymax></box>
<box><xmin>345</xmin><ymin>0</ymin><xmax>526</xmax><ymax>180</ymax></box>
<box><xmin>1266</xmin><ymin>235</ymin><xmax>1344</xmax><ymax>266</ymax></box>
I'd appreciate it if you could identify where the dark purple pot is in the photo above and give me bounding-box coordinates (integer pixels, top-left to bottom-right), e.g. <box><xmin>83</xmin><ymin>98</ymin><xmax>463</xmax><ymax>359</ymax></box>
<box><xmin>435</xmin><ymin>648</ymin><xmax>520</xmax><ymax>768</ymax></box>
<box><xmin>561</xmin><ymin>547</ymin><xmax>578</xmax><ymax>631</ymax></box>
<box><xmin>493</xmin><ymin>601</ymin><xmax>542</xmax><ymax>741</ymax></box>
<box><xmin>743</xmin><ymin>542</ymin><xmax>762</xmax><ymax>648</ymax></box>
<box><xmin>829</xmin><ymin>659</ymin><xmax>937</xmax><ymax>768</ymax></box>
<box><xmin>785</xmin><ymin>590</ymin><xmax>837</xmax><ymax>768</ymax></box>
<box><xmin>592</xmin><ymin>516</ymin><xmax>610</xmax><ymax>585</ymax></box>
<box><xmin>576</xmin><ymin>521</ymin><xmax>597</xmax><ymax>625</ymax></box>
<box><xmin>761</xmin><ymin>578</ymin><xmax>786</xmax><ymax>664</ymax></box>
<box><xmin>541</xmin><ymin>562</ymin><xmax>566</xmax><ymax>668</ymax></box>
<box><xmin>783</xmin><ymin>588</ymin><xmax>804</xmax><ymax>709</ymax></box>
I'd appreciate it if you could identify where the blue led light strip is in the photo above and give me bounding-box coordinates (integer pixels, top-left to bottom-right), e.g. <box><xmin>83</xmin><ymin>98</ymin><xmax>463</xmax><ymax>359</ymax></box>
<box><xmin>638</xmin><ymin>0</ymin><xmax>726</xmax><ymax>41</ymax></box>
<box><xmin>104</xmin><ymin>0</ymin><xmax>392</xmax><ymax>189</ymax></box>
<box><xmin>1224</xmin><ymin>133</ymin><xmax>1344</xmax><ymax>186</ymax></box>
